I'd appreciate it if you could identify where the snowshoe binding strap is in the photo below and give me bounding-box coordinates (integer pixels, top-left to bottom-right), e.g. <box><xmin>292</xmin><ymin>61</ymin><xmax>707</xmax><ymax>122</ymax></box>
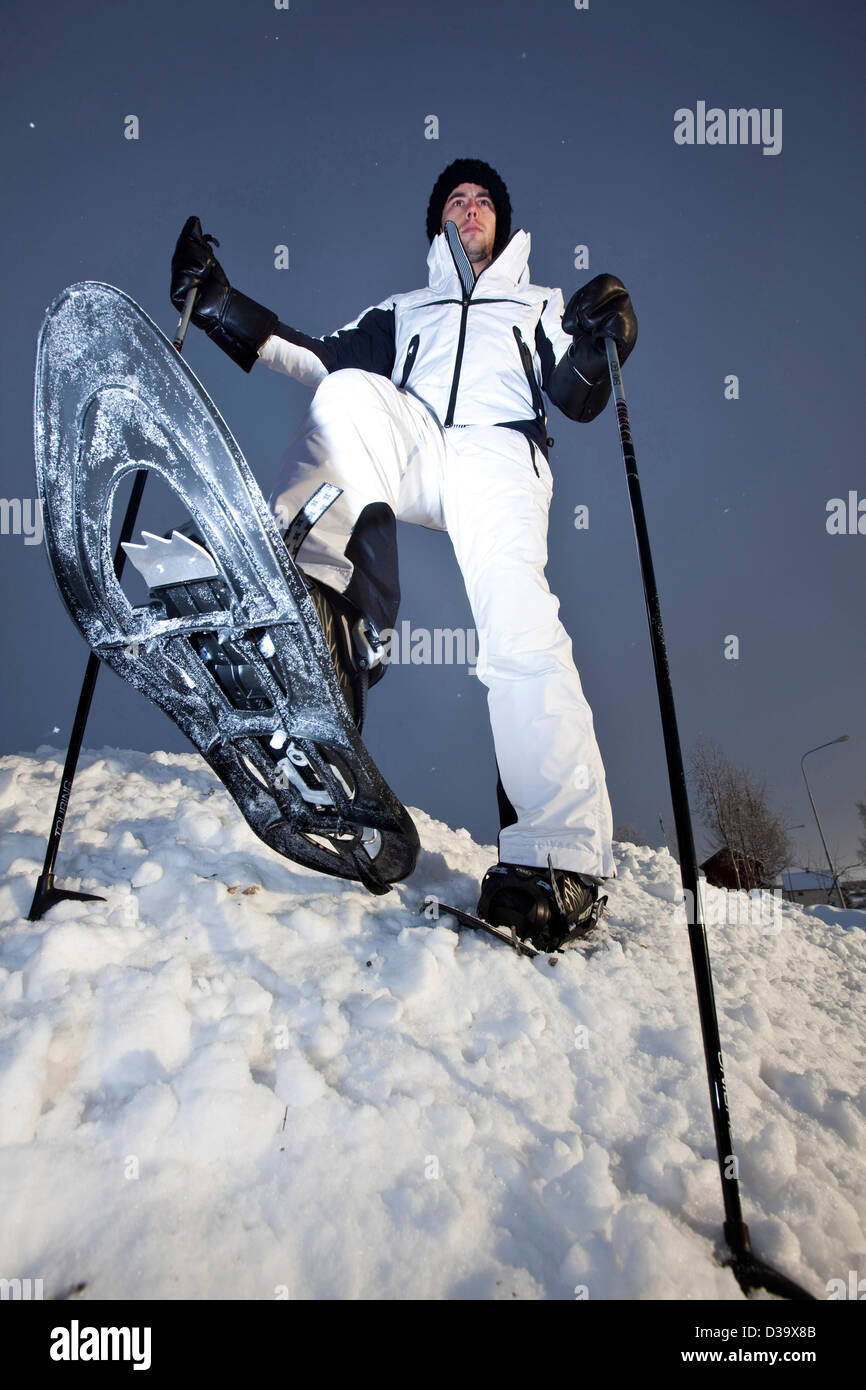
<box><xmin>282</xmin><ymin>483</ymin><xmax>343</xmax><ymax>559</ymax></box>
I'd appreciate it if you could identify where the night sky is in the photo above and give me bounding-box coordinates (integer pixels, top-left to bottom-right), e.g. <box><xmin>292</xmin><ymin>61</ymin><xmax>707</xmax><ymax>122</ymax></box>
<box><xmin>2</xmin><ymin>0</ymin><xmax>863</xmax><ymax>877</ymax></box>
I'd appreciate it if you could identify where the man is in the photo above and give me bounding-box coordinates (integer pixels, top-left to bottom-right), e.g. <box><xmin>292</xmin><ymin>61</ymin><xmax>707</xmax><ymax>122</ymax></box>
<box><xmin>170</xmin><ymin>157</ymin><xmax>637</xmax><ymax>950</ymax></box>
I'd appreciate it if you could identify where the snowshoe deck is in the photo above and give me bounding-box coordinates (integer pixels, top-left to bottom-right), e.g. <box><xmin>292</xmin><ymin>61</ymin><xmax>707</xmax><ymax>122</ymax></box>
<box><xmin>34</xmin><ymin>282</ymin><xmax>418</xmax><ymax>892</ymax></box>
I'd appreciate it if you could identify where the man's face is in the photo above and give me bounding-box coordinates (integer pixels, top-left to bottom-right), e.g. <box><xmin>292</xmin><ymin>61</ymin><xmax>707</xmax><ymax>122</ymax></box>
<box><xmin>440</xmin><ymin>183</ymin><xmax>496</xmax><ymax>267</ymax></box>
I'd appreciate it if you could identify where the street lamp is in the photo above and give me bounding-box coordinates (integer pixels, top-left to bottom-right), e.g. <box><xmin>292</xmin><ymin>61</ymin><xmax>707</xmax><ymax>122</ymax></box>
<box><xmin>800</xmin><ymin>737</ymin><xmax>849</xmax><ymax>909</ymax></box>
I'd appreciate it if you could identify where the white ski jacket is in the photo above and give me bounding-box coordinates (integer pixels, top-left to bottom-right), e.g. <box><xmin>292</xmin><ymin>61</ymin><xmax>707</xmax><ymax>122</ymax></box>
<box><xmin>258</xmin><ymin>227</ymin><xmax>607</xmax><ymax>454</ymax></box>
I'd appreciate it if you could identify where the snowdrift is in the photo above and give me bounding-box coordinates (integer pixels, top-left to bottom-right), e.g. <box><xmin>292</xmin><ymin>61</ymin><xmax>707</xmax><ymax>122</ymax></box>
<box><xmin>0</xmin><ymin>748</ymin><xmax>863</xmax><ymax>1300</ymax></box>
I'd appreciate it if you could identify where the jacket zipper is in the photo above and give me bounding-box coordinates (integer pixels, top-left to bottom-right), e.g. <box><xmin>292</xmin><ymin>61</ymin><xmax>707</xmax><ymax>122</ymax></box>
<box><xmin>398</xmin><ymin>334</ymin><xmax>419</xmax><ymax>388</ymax></box>
<box><xmin>444</xmin><ymin>303</ymin><xmax>469</xmax><ymax>427</ymax></box>
<box><xmin>440</xmin><ymin>223</ymin><xmax>540</xmax><ymax>430</ymax></box>
<box><xmin>442</xmin><ymin>221</ymin><xmax>477</xmax><ymax>428</ymax></box>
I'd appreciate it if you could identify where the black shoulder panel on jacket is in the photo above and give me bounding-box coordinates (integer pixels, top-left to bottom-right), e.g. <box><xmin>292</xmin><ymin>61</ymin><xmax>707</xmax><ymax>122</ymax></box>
<box><xmin>272</xmin><ymin>305</ymin><xmax>396</xmax><ymax>377</ymax></box>
<box><xmin>322</xmin><ymin>305</ymin><xmax>397</xmax><ymax>376</ymax></box>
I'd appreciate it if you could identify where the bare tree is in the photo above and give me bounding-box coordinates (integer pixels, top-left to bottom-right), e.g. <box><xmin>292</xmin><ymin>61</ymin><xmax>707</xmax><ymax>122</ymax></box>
<box><xmin>614</xmin><ymin>823</ymin><xmax>648</xmax><ymax>846</ymax></box>
<box><xmin>689</xmin><ymin>739</ymin><xmax>792</xmax><ymax>889</ymax></box>
<box><xmin>690</xmin><ymin>740</ymin><xmax>742</xmax><ymax>885</ymax></box>
<box><xmin>857</xmin><ymin>800</ymin><xmax>866</xmax><ymax>867</ymax></box>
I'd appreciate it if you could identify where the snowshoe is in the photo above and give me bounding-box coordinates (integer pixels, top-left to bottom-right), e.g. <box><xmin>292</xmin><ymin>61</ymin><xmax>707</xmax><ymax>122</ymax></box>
<box><xmin>476</xmin><ymin>858</ymin><xmax>607</xmax><ymax>952</ymax></box>
<box><xmin>429</xmin><ymin>901</ymin><xmax>546</xmax><ymax>958</ymax></box>
<box><xmin>34</xmin><ymin>282</ymin><xmax>418</xmax><ymax>894</ymax></box>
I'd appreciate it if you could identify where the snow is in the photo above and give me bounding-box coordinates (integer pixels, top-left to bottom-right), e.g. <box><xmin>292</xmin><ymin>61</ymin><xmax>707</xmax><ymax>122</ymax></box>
<box><xmin>1</xmin><ymin>747</ymin><xmax>863</xmax><ymax>1301</ymax></box>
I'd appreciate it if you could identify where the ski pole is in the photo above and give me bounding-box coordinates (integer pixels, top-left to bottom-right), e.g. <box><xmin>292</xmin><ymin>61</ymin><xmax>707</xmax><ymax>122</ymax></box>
<box><xmin>173</xmin><ymin>284</ymin><xmax>197</xmax><ymax>352</ymax></box>
<box><xmin>28</xmin><ymin>286</ymin><xmax>199</xmax><ymax>923</ymax></box>
<box><xmin>604</xmin><ymin>335</ymin><xmax>814</xmax><ymax>1300</ymax></box>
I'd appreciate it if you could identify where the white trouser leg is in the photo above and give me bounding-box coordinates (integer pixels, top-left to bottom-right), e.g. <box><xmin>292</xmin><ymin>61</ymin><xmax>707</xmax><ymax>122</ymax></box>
<box><xmin>442</xmin><ymin>425</ymin><xmax>615</xmax><ymax>879</ymax></box>
<box><xmin>268</xmin><ymin>368</ymin><xmax>446</xmax><ymax>596</ymax></box>
<box><xmin>269</xmin><ymin>374</ymin><xmax>614</xmax><ymax>879</ymax></box>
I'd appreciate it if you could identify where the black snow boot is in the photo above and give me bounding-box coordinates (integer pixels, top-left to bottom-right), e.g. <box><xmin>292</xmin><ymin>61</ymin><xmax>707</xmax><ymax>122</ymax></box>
<box><xmin>477</xmin><ymin>858</ymin><xmax>607</xmax><ymax>952</ymax></box>
<box><xmin>302</xmin><ymin>573</ymin><xmax>386</xmax><ymax>732</ymax></box>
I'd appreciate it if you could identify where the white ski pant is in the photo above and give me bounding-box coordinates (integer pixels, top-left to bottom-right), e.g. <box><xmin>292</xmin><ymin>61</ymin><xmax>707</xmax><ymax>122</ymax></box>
<box><xmin>269</xmin><ymin>368</ymin><xmax>615</xmax><ymax>878</ymax></box>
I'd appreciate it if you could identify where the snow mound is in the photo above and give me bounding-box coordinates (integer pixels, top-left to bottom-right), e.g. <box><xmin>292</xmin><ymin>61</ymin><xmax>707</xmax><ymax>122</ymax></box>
<box><xmin>0</xmin><ymin>748</ymin><xmax>863</xmax><ymax>1300</ymax></box>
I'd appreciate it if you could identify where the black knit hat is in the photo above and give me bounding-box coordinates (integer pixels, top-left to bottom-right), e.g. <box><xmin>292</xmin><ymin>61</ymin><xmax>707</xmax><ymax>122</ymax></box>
<box><xmin>426</xmin><ymin>158</ymin><xmax>512</xmax><ymax>257</ymax></box>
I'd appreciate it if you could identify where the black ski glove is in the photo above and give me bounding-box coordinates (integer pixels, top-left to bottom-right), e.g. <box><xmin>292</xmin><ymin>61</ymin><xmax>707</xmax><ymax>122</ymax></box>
<box><xmin>170</xmin><ymin>215</ymin><xmax>278</xmax><ymax>373</ymax></box>
<box><xmin>561</xmin><ymin>273</ymin><xmax>638</xmax><ymax>384</ymax></box>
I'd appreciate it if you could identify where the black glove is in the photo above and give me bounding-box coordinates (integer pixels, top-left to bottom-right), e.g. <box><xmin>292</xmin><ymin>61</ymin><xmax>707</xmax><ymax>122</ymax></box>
<box><xmin>561</xmin><ymin>273</ymin><xmax>638</xmax><ymax>384</ymax></box>
<box><xmin>170</xmin><ymin>216</ymin><xmax>278</xmax><ymax>373</ymax></box>
<box><xmin>170</xmin><ymin>215</ymin><xmax>224</xmax><ymax>320</ymax></box>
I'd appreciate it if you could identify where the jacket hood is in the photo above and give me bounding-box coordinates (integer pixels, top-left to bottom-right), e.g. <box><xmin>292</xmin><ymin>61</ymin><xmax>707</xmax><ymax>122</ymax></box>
<box><xmin>426</xmin><ymin>228</ymin><xmax>532</xmax><ymax>295</ymax></box>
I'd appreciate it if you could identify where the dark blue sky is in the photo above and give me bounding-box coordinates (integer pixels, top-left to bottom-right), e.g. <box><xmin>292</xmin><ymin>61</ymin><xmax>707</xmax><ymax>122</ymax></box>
<box><xmin>2</xmin><ymin>0</ymin><xmax>864</xmax><ymax>876</ymax></box>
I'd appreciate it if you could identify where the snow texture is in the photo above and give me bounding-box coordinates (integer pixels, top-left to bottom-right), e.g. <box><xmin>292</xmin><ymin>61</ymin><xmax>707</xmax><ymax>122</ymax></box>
<box><xmin>1</xmin><ymin>747</ymin><xmax>863</xmax><ymax>1301</ymax></box>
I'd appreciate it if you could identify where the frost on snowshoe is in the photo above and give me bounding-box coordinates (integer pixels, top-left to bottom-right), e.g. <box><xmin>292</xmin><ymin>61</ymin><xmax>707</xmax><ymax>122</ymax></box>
<box><xmin>34</xmin><ymin>282</ymin><xmax>418</xmax><ymax>892</ymax></box>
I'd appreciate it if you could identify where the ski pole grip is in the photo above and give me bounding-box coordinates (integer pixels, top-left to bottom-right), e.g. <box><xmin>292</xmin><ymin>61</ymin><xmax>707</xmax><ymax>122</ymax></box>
<box><xmin>173</xmin><ymin>285</ymin><xmax>198</xmax><ymax>352</ymax></box>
